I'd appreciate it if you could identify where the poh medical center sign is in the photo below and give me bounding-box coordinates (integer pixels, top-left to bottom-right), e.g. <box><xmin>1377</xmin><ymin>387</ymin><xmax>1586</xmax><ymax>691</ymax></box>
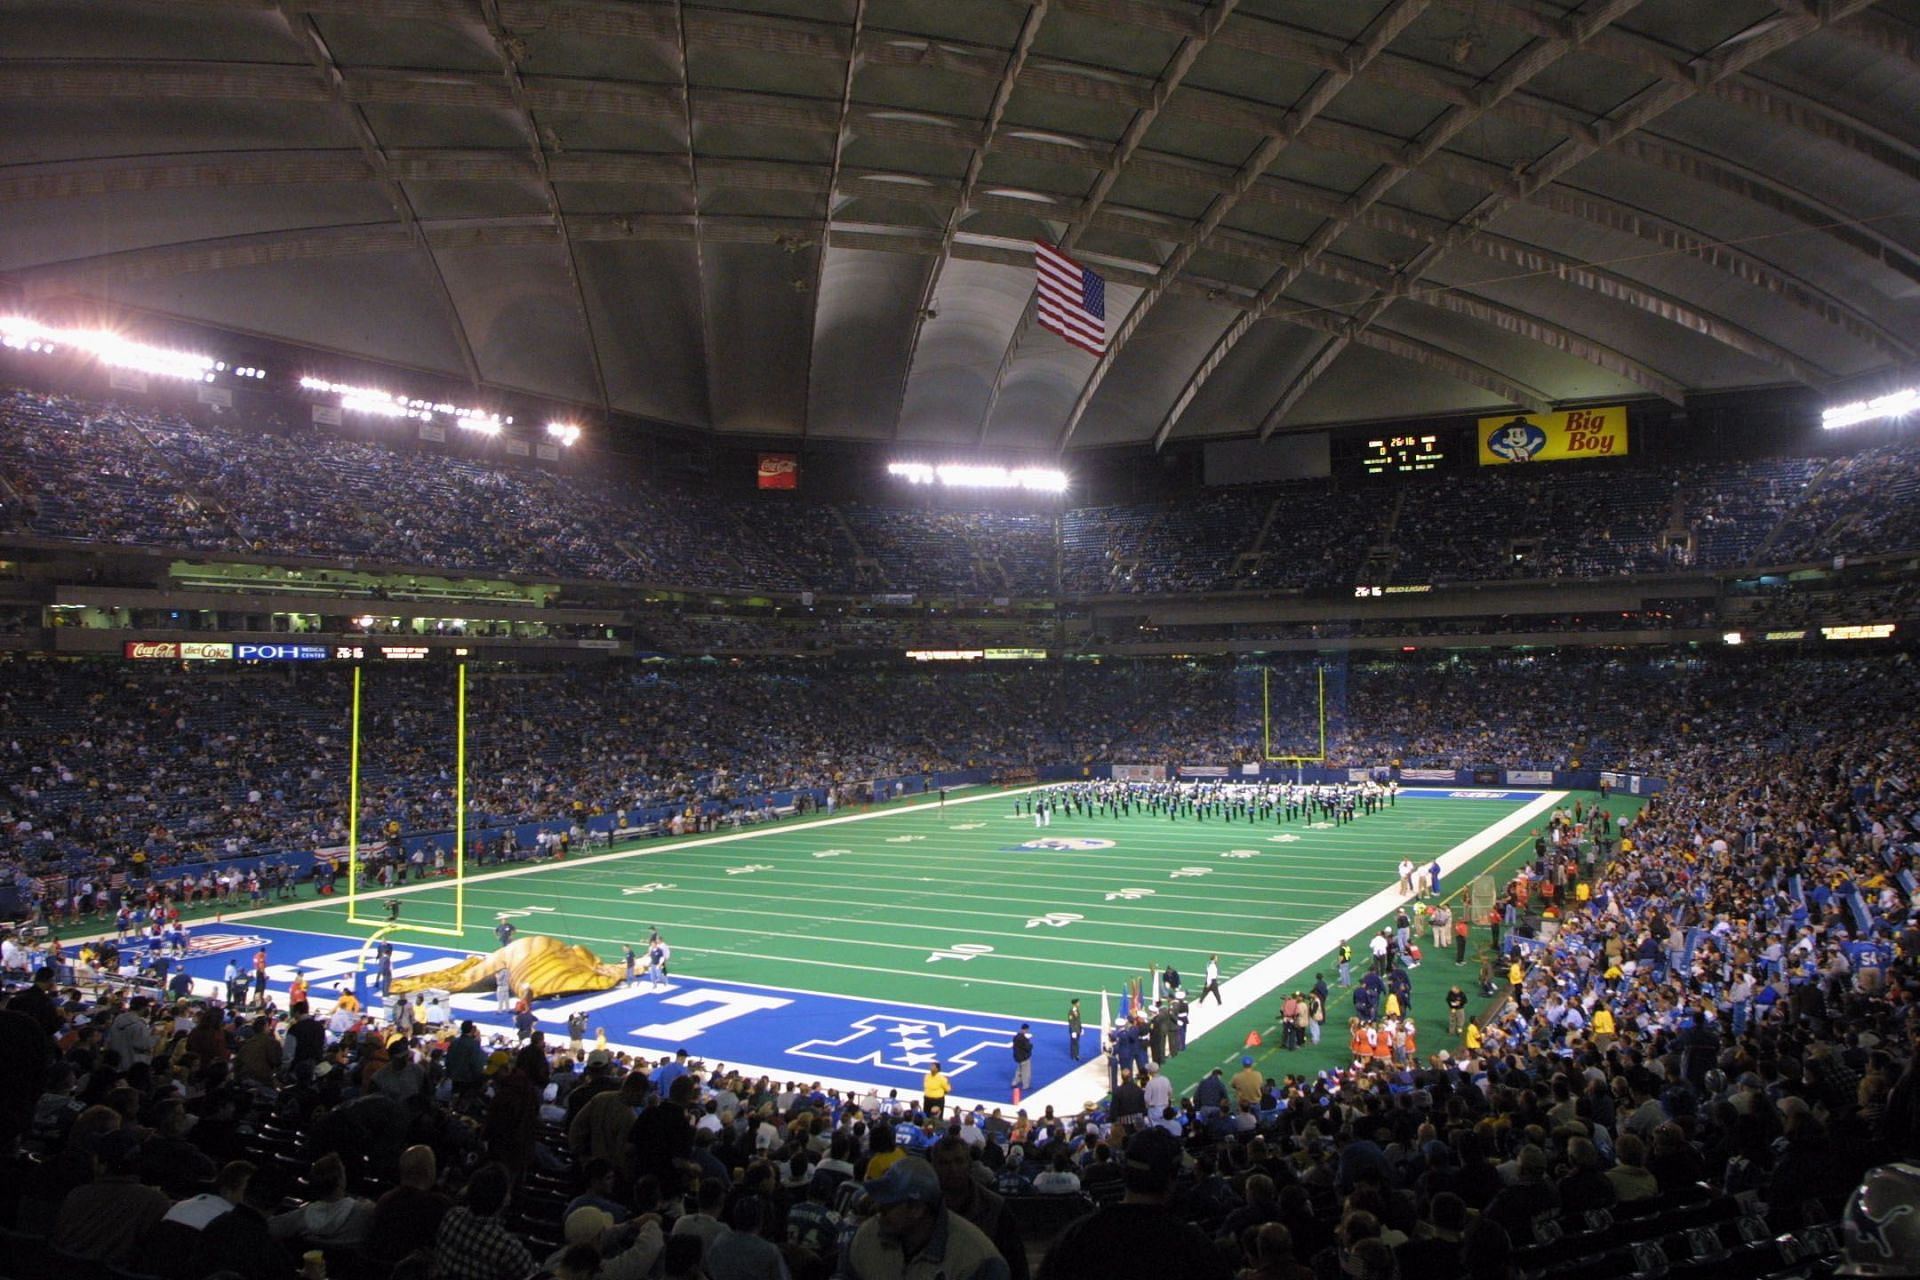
<box><xmin>1478</xmin><ymin>406</ymin><xmax>1628</xmax><ymax>465</ymax></box>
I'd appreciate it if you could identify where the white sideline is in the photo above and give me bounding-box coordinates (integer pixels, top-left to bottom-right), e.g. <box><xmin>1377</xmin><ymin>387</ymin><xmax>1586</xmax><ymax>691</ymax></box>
<box><xmin>1014</xmin><ymin>789</ymin><xmax>1566</xmax><ymax>1116</ymax></box>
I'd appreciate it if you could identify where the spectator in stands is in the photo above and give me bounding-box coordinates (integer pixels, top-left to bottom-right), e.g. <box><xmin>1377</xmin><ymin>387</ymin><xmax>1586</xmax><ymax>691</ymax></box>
<box><xmin>1038</xmin><ymin>1127</ymin><xmax>1233</xmax><ymax>1280</ymax></box>
<box><xmin>840</xmin><ymin>1155</ymin><xmax>1007</xmax><ymax>1280</ymax></box>
<box><xmin>931</xmin><ymin>1135</ymin><xmax>1029</xmax><ymax>1280</ymax></box>
<box><xmin>434</xmin><ymin>1162</ymin><xmax>535</xmax><ymax>1280</ymax></box>
<box><xmin>369</xmin><ymin>1143</ymin><xmax>452</xmax><ymax>1262</ymax></box>
<box><xmin>52</xmin><ymin>1128</ymin><xmax>171</xmax><ymax>1264</ymax></box>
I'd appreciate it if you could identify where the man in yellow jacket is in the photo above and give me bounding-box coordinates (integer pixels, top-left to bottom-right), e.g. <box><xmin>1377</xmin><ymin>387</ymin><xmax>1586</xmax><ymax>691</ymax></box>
<box><xmin>922</xmin><ymin>1062</ymin><xmax>953</xmax><ymax>1118</ymax></box>
<box><xmin>1591</xmin><ymin>1004</ymin><xmax>1615</xmax><ymax>1050</ymax></box>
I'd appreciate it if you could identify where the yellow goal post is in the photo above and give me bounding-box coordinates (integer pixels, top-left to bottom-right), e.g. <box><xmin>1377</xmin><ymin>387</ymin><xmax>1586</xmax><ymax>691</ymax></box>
<box><xmin>343</xmin><ymin>663</ymin><xmax>469</xmax><ymax>939</ymax></box>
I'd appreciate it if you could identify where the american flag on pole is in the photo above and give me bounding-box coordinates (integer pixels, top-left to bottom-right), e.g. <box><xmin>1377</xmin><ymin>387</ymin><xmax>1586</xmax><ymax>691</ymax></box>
<box><xmin>1035</xmin><ymin>240</ymin><xmax>1106</xmax><ymax>355</ymax></box>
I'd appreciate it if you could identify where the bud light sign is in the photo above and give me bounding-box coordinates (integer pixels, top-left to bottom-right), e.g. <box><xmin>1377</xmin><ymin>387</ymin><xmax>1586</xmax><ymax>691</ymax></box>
<box><xmin>236</xmin><ymin>643</ymin><xmax>329</xmax><ymax>661</ymax></box>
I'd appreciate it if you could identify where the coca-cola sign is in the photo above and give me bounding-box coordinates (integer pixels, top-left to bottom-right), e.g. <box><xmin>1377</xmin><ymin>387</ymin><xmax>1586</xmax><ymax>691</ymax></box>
<box><xmin>757</xmin><ymin>453</ymin><xmax>799</xmax><ymax>490</ymax></box>
<box><xmin>122</xmin><ymin>641</ymin><xmax>234</xmax><ymax>661</ymax></box>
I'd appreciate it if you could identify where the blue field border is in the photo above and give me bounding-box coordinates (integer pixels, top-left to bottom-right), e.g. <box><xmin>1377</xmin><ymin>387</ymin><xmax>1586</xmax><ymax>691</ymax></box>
<box><xmin>176</xmin><ymin>924</ymin><xmax>1077</xmax><ymax>1107</ymax></box>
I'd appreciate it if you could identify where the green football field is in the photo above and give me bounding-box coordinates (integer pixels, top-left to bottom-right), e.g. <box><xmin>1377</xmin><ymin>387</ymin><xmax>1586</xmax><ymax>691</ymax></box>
<box><xmin>207</xmin><ymin>782</ymin><xmax>1632</xmax><ymax>1107</ymax></box>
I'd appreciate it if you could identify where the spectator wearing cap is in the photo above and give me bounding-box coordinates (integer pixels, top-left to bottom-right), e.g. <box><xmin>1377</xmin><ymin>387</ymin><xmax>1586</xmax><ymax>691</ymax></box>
<box><xmin>549</xmin><ymin>1204</ymin><xmax>666</xmax><ymax>1280</ymax></box>
<box><xmin>52</xmin><ymin>1127</ymin><xmax>171</xmax><ymax>1264</ymax></box>
<box><xmin>371</xmin><ymin>1035</ymin><xmax>428</xmax><ymax>1105</ymax></box>
<box><xmin>1035</xmin><ymin>1127</ymin><xmax>1232</xmax><ymax>1280</ymax></box>
<box><xmin>930</xmin><ymin>1136</ymin><xmax>1029</xmax><ymax>1280</ymax></box>
<box><xmin>840</xmin><ymin>1155</ymin><xmax>1008</xmax><ymax>1280</ymax></box>
<box><xmin>1230</xmin><ymin>1056</ymin><xmax>1263</xmax><ymax>1109</ymax></box>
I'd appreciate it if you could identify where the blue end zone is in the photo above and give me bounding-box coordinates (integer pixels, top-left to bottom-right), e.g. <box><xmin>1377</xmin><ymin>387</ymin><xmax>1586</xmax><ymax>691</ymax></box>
<box><xmin>177</xmin><ymin>925</ymin><xmax>1072</xmax><ymax>1103</ymax></box>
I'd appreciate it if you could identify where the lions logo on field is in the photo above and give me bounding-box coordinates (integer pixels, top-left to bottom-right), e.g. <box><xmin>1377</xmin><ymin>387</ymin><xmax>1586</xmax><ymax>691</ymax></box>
<box><xmin>1487</xmin><ymin>417</ymin><xmax>1547</xmax><ymax>462</ymax></box>
<box><xmin>1018</xmin><ymin>837</ymin><xmax>1117</xmax><ymax>851</ymax></box>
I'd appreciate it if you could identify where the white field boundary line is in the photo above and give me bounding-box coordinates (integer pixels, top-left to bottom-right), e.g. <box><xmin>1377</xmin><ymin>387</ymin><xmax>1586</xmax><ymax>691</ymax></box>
<box><xmin>161</xmin><ymin>788</ymin><xmax>1554</xmax><ymax>1112</ymax></box>
<box><xmin>1017</xmin><ymin>789</ymin><xmax>1566</xmax><ymax>1116</ymax></box>
<box><xmin>82</xmin><ymin>784</ymin><xmax>1050</xmax><ymax>942</ymax></box>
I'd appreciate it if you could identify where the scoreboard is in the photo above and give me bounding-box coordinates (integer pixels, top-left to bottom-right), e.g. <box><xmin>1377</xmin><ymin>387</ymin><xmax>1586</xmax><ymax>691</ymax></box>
<box><xmin>1359</xmin><ymin>432</ymin><xmax>1447</xmax><ymax>477</ymax></box>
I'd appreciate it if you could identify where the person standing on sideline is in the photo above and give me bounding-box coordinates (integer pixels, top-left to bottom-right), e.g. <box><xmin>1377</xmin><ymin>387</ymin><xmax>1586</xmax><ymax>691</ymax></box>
<box><xmin>495</xmin><ymin>967</ymin><xmax>512</xmax><ymax>1014</ymax></box>
<box><xmin>1454</xmin><ymin>914</ymin><xmax>1470</xmax><ymax>965</ymax></box>
<box><xmin>1201</xmin><ymin>955</ymin><xmax>1223</xmax><ymax>1005</ymax></box>
<box><xmin>1447</xmin><ymin>984</ymin><xmax>1468</xmax><ymax>1036</ymax></box>
<box><xmin>495</xmin><ymin>917</ymin><xmax>516</xmax><ymax>949</ymax></box>
<box><xmin>647</xmin><ymin>934</ymin><xmax>670</xmax><ymax>990</ymax></box>
<box><xmin>1428</xmin><ymin>859</ymin><xmax>1443</xmax><ymax>901</ymax></box>
<box><xmin>623</xmin><ymin>946</ymin><xmax>637</xmax><ymax>987</ymax></box>
<box><xmin>1068</xmin><ymin>1000</ymin><xmax>1083</xmax><ymax>1060</ymax></box>
<box><xmin>252</xmin><ymin>947</ymin><xmax>269</xmax><ymax>1007</ymax></box>
<box><xmin>1398</xmin><ymin>858</ymin><xmax>1415</xmax><ymax>896</ymax></box>
<box><xmin>1011</xmin><ymin>1024</ymin><xmax>1033</xmax><ymax>1096</ymax></box>
<box><xmin>1337</xmin><ymin>940</ymin><xmax>1353</xmax><ymax>987</ymax></box>
<box><xmin>922</xmin><ymin>1062</ymin><xmax>952</xmax><ymax>1117</ymax></box>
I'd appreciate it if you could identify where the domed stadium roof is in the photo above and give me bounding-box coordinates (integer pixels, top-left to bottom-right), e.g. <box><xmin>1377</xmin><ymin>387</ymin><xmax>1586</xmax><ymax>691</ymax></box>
<box><xmin>3</xmin><ymin>0</ymin><xmax>1917</xmax><ymax>452</ymax></box>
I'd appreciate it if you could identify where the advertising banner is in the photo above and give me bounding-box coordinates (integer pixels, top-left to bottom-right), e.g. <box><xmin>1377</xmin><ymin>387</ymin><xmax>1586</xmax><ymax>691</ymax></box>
<box><xmin>1399</xmin><ymin>767</ymin><xmax>1458</xmax><ymax>782</ymax></box>
<box><xmin>124</xmin><ymin>641</ymin><xmax>233</xmax><ymax>660</ymax></box>
<box><xmin>1177</xmin><ymin>765</ymin><xmax>1230</xmax><ymax>778</ymax></box>
<box><xmin>1506</xmin><ymin>769</ymin><xmax>1555</xmax><ymax>785</ymax></box>
<box><xmin>758</xmin><ymin>453</ymin><xmax>799</xmax><ymax>490</ymax></box>
<box><xmin>1478</xmin><ymin>406</ymin><xmax>1627</xmax><ymax>464</ymax></box>
<box><xmin>1111</xmin><ymin>764</ymin><xmax>1166</xmax><ymax>782</ymax></box>
<box><xmin>235</xmin><ymin>643</ymin><xmax>329</xmax><ymax>661</ymax></box>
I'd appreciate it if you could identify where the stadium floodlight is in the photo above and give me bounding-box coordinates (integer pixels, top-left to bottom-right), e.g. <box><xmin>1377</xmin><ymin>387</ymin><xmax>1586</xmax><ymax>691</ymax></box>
<box><xmin>1823</xmin><ymin>387</ymin><xmax>1920</xmax><ymax>429</ymax></box>
<box><xmin>2</xmin><ymin>315</ymin><xmax>218</xmax><ymax>382</ymax></box>
<box><xmin>302</xmin><ymin>375</ymin><xmax>505</xmax><ymax>429</ymax></box>
<box><xmin>886</xmin><ymin>461</ymin><xmax>1069</xmax><ymax>492</ymax></box>
<box><xmin>545</xmin><ymin>422</ymin><xmax>581</xmax><ymax>447</ymax></box>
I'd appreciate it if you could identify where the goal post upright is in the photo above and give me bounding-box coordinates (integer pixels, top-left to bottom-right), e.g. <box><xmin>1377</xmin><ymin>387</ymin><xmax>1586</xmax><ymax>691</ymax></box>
<box><xmin>455</xmin><ymin>660</ymin><xmax>466</xmax><ymax>935</ymax></box>
<box><xmin>344</xmin><ymin>662</ymin><xmax>468</xmax><ymax>940</ymax></box>
<box><xmin>1262</xmin><ymin>665</ymin><xmax>1328</xmax><ymax>766</ymax></box>
<box><xmin>348</xmin><ymin>665</ymin><xmax>361</xmax><ymax>907</ymax></box>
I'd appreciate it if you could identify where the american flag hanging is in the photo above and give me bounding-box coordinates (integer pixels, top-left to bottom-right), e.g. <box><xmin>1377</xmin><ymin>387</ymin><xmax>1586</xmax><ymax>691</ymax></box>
<box><xmin>1034</xmin><ymin>240</ymin><xmax>1107</xmax><ymax>355</ymax></box>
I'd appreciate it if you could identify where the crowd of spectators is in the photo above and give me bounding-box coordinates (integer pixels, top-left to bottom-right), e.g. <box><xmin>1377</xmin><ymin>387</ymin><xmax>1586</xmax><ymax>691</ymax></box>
<box><xmin>12</xmin><ymin>386</ymin><xmax>1920</xmax><ymax>603</ymax></box>
<box><xmin>1768</xmin><ymin>441</ymin><xmax>1920</xmax><ymax>566</ymax></box>
<box><xmin>1</xmin><ymin>650</ymin><xmax>1915</xmax><ymax>1280</ymax></box>
<box><xmin>1095</xmin><ymin>602</ymin><xmax>1719</xmax><ymax>649</ymax></box>
<box><xmin>0</xmin><ymin>647</ymin><xmax>1901</xmax><ymax>890</ymax></box>
<box><xmin>633</xmin><ymin>613</ymin><xmax>1056</xmax><ymax>656</ymax></box>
